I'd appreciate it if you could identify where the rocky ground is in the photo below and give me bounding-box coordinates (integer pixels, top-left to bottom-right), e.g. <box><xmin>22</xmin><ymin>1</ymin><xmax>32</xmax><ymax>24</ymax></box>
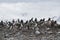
<box><xmin>0</xmin><ymin>28</ymin><xmax>60</xmax><ymax>40</ymax></box>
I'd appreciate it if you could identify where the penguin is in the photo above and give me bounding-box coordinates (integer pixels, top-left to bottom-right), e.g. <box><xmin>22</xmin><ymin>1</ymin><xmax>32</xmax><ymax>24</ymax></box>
<box><xmin>12</xmin><ymin>19</ymin><xmax>15</xmax><ymax>23</ymax></box>
<box><xmin>0</xmin><ymin>20</ymin><xmax>4</xmax><ymax>28</ymax></box>
<box><xmin>34</xmin><ymin>18</ymin><xmax>37</xmax><ymax>23</ymax></box>
<box><xmin>48</xmin><ymin>18</ymin><xmax>51</xmax><ymax>21</ymax></box>
<box><xmin>20</xmin><ymin>20</ymin><xmax>23</xmax><ymax>24</ymax></box>
<box><xmin>17</xmin><ymin>19</ymin><xmax>20</xmax><ymax>23</ymax></box>
<box><xmin>29</xmin><ymin>18</ymin><xmax>33</xmax><ymax>22</ymax></box>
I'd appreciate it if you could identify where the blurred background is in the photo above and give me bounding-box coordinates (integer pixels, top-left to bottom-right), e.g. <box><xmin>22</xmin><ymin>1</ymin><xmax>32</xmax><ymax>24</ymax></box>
<box><xmin>0</xmin><ymin>0</ymin><xmax>60</xmax><ymax>23</ymax></box>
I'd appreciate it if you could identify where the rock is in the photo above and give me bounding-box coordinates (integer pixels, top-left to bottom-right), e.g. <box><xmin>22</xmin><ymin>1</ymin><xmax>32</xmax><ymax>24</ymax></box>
<box><xmin>35</xmin><ymin>30</ymin><xmax>40</xmax><ymax>35</ymax></box>
<box><xmin>57</xmin><ymin>31</ymin><xmax>60</xmax><ymax>34</ymax></box>
<box><xmin>46</xmin><ymin>28</ymin><xmax>50</xmax><ymax>30</ymax></box>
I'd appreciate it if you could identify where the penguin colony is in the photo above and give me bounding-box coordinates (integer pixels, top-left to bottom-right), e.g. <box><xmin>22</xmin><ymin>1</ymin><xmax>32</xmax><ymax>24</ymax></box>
<box><xmin>0</xmin><ymin>18</ymin><xmax>60</xmax><ymax>38</ymax></box>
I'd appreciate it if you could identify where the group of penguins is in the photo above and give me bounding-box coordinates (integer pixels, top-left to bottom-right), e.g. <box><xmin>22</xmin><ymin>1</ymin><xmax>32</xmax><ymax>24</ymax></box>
<box><xmin>0</xmin><ymin>18</ymin><xmax>60</xmax><ymax>36</ymax></box>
